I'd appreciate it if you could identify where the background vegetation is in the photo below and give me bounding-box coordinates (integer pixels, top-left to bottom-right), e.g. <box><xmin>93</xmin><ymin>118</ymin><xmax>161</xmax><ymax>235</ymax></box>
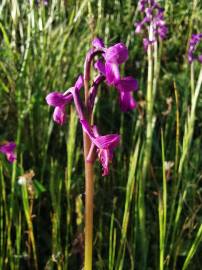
<box><xmin>0</xmin><ymin>0</ymin><xmax>202</xmax><ymax>269</ymax></box>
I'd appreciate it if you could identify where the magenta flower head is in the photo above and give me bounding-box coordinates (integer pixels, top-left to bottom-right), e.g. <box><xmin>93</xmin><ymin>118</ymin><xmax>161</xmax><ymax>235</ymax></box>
<box><xmin>135</xmin><ymin>0</ymin><xmax>167</xmax><ymax>50</ymax></box>
<box><xmin>46</xmin><ymin>75</ymin><xmax>83</xmax><ymax>125</ymax></box>
<box><xmin>92</xmin><ymin>38</ymin><xmax>129</xmax><ymax>84</ymax></box>
<box><xmin>80</xmin><ymin>119</ymin><xmax>120</xmax><ymax>176</ymax></box>
<box><xmin>0</xmin><ymin>141</ymin><xmax>16</xmax><ymax>163</ymax></box>
<box><xmin>188</xmin><ymin>34</ymin><xmax>202</xmax><ymax>63</ymax></box>
<box><xmin>94</xmin><ymin>58</ymin><xmax>138</xmax><ymax>111</ymax></box>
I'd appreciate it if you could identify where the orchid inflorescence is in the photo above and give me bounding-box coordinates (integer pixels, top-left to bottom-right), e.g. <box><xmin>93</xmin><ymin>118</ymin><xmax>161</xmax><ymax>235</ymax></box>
<box><xmin>188</xmin><ymin>33</ymin><xmax>202</xmax><ymax>63</ymax></box>
<box><xmin>0</xmin><ymin>141</ymin><xmax>16</xmax><ymax>163</ymax></box>
<box><xmin>46</xmin><ymin>37</ymin><xmax>138</xmax><ymax>176</ymax></box>
<box><xmin>135</xmin><ymin>0</ymin><xmax>167</xmax><ymax>50</ymax></box>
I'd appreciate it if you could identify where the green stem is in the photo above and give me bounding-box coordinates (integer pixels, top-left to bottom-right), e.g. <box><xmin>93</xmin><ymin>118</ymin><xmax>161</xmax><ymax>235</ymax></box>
<box><xmin>83</xmin><ymin>79</ymin><xmax>94</xmax><ymax>270</ymax></box>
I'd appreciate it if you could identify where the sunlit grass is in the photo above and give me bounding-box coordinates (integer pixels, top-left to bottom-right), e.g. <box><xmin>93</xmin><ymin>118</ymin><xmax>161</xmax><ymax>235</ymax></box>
<box><xmin>0</xmin><ymin>0</ymin><xmax>202</xmax><ymax>269</ymax></box>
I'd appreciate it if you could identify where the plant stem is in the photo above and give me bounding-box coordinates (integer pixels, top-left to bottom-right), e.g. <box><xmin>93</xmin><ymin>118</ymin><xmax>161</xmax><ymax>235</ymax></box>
<box><xmin>83</xmin><ymin>78</ymin><xmax>94</xmax><ymax>270</ymax></box>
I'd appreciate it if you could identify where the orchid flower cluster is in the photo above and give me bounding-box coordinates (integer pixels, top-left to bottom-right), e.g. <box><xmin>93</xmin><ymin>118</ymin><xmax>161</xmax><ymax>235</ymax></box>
<box><xmin>46</xmin><ymin>38</ymin><xmax>138</xmax><ymax>176</ymax></box>
<box><xmin>188</xmin><ymin>33</ymin><xmax>202</xmax><ymax>63</ymax></box>
<box><xmin>135</xmin><ymin>0</ymin><xmax>167</xmax><ymax>50</ymax></box>
<box><xmin>0</xmin><ymin>141</ymin><xmax>16</xmax><ymax>163</ymax></box>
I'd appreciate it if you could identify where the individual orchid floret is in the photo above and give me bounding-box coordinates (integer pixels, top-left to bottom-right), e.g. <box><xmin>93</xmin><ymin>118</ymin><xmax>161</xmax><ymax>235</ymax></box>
<box><xmin>188</xmin><ymin>33</ymin><xmax>202</xmax><ymax>63</ymax></box>
<box><xmin>135</xmin><ymin>0</ymin><xmax>168</xmax><ymax>50</ymax></box>
<box><xmin>0</xmin><ymin>141</ymin><xmax>16</xmax><ymax>163</ymax></box>
<box><xmin>92</xmin><ymin>39</ymin><xmax>128</xmax><ymax>78</ymax></box>
<box><xmin>116</xmin><ymin>77</ymin><xmax>138</xmax><ymax>111</ymax></box>
<box><xmin>80</xmin><ymin>119</ymin><xmax>120</xmax><ymax>176</ymax></box>
<box><xmin>94</xmin><ymin>59</ymin><xmax>138</xmax><ymax>111</ymax></box>
<box><xmin>92</xmin><ymin>37</ymin><xmax>128</xmax><ymax>64</ymax></box>
<box><xmin>46</xmin><ymin>75</ymin><xmax>83</xmax><ymax>125</ymax></box>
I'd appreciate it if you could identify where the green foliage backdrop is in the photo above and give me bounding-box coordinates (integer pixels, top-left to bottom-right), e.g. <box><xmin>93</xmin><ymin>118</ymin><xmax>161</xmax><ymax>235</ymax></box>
<box><xmin>0</xmin><ymin>0</ymin><xmax>202</xmax><ymax>269</ymax></box>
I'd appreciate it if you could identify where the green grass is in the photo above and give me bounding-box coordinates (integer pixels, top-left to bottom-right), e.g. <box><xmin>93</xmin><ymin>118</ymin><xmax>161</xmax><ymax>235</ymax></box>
<box><xmin>0</xmin><ymin>0</ymin><xmax>202</xmax><ymax>269</ymax></box>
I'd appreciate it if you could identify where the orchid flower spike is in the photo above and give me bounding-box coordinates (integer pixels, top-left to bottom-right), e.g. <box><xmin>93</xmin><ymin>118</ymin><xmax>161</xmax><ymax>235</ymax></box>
<box><xmin>135</xmin><ymin>0</ymin><xmax>168</xmax><ymax>50</ymax></box>
<box><xmin>188</xmin><ymin>33</ymin><xmax>202</xmax><ymax>63</ymax></box>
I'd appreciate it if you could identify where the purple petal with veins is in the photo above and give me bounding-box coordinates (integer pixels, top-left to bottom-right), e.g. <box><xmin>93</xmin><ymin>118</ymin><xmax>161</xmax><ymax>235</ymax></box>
<box><xmin>80</xmin><ymin>119</ymin><xmax>120</xmax><ymax>149</ymax></box>
<box><xmin>46</xmin><ymin>92</ymin><xmax>72</xmax><ymax>107</ymax></box>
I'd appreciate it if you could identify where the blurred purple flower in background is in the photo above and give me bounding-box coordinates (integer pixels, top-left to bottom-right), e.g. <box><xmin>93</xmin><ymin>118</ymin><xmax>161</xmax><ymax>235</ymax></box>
<box><xmin>188</xmin><ymin>34</ymin><xmax>202</xmax><ymax>63</ymax></box>
<box><xmin>35</xmin><ymin>0</ymin><xmax>48</xmax><ymax>6</ymax></box>
<box><xmin>0</xmin><ymin>142</ymin><xmax>16</xmax><ymax>163</ymax></box>
<box><xmin>135</xmin><ymin>0</ymin><xmax>167</xmax><ymax>50</ymax></box>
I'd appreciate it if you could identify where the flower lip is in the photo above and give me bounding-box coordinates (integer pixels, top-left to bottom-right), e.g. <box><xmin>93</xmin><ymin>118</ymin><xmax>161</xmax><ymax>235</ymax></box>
<box><xmin>53</xmin><ymin>106</ymin><xmax>66</xmax><ymax>125</ymax></box>
<box><xmin>119</xmin><ymin>91</ymin><xmax>137</xmax><ymax>112</ymax></box>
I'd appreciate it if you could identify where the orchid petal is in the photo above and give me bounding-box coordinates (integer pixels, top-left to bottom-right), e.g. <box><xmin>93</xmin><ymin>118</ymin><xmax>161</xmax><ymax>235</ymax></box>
<box><xmin>94</xmin><ymin>60</ymin><xmax>106</xmax><ymax>75</ymax></box>
<box><xmin>105</xmin><ymin>43</ymin><xmax>128</xmax><ymax>64</ymax></box>
<box><xmin>53</xmin><ymin>106</ymin><xmax>66</xmax><ymax>125</ymax></box>
<box><xmin>116</xmin><ymin>77</ymin><xmax>138</xmax><ymax>92</ymax></box>
<box><xmin>93</xmin><ymin>134</ymin><xmax>120</xmax><ymax>149</ymax></box>
<box><xmin>97</xmin><ymin>149</ymin><xmax>110</xmax><ymax>176</ymax></box>
<box><xmin>80</xmin><ymin>119</ymin><xmax>95</xmax><ymax>138</ymax></box>
<box><xmin>46</xmin><ymin>92</ymin><xmax>70</xmax><ymax>107</ymax></box>
<box><xmin>105</xmin><ymin>62</ymin><xmax>120</xmax><ymax>85</ymax></box>
<box><xmin>92</xmin><ymin>37</ymin><xmax>105</xmax><ymax>49</ymax></box>
<box><xmin>119</xmin><ymin>91</ymin><xmax>137</xmax><ymax>112</ymax></box>
<box><xmin>75</xmin><ymin>75</ymin><xmax>84</xmax><ymax>90</ymax></box>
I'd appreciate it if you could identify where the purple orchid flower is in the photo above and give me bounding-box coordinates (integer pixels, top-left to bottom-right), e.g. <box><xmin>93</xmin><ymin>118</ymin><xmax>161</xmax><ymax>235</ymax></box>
<box><xmin>80</xmin><ymin>119</ymin><xmax>120</xmax><ymax>176</ymax></box>
<box><xmin>135</xmin><ymin>0</ymin><xmax>167</xmax><ymax>50</ymax></box>
<box><xmin>94</xmin><ymin>59</ymin><xmax>138</xmax><ymax>111</ymax></box>
<box><xmin>92</xmin><ymin>38</ymin><xmax>128</xmax><ymax>84</ymax></box>
<box><xmin>46</xmin><ymin>75</ymin><xmax>83</xmax><ymax>125</ymax></box>
<box><xmin>188</xmin><ymin>34</ymin><xmax>202</xmax><ymax>63</ymax></box>
<box><xmin>60</xmin><ymin>79</ymin><xmax>120</xmax><ymax>176</ymax></box>
<box><xmin>0</xmin><ymin>141</ymin><xmax>16</xmax><ymax>163</ymax></box>
<box><xmin>92</xmin><ymin>38</ymin><xmax>128</xmax><ymax>64</ymax></box>
<box><xmin>45</xmin><ymin>37</ymin><xmax>138</xmax><ymax>176</ymax></box>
